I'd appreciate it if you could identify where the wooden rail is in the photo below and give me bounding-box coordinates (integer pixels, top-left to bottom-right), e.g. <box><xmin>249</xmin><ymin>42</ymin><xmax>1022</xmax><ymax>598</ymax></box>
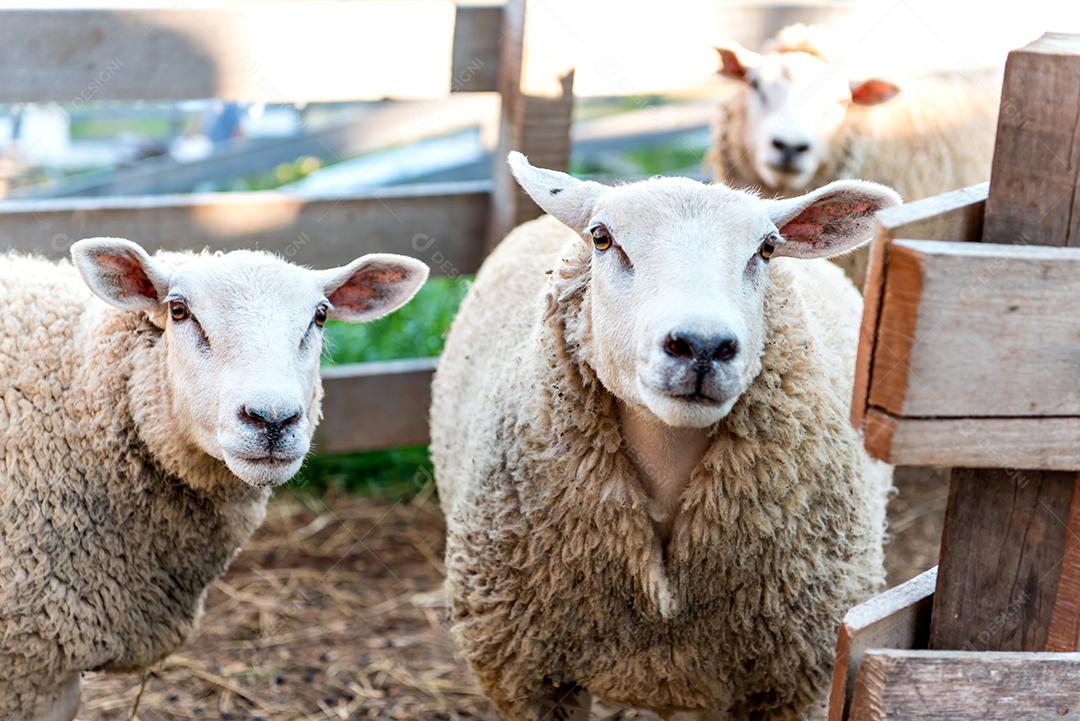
<box><xmin>318</xmin><ymin>359</ymin><xmax>437</xmax><ymax>454</ymax></box>
<box><xmin>0</xmin><ymin>181</ymin><xmax>490</xmax><ymax>275</ymax></box>
<box><xmin>0</xmin><ymin>3</ymin><xmax>502</xmax><ymax>103</ymax></box>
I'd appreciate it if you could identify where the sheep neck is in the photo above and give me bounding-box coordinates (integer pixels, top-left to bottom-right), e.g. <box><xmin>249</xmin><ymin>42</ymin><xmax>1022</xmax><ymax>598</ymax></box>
<box><xmin>616</xmin><ymin>401</ymin><xmax>710</xmax><ymax>546</ymax></box>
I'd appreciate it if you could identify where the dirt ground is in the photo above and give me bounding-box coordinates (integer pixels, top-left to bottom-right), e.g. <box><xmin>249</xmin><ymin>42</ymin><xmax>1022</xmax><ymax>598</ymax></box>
<box><xmin>77</xmin><ymin>468</ymin><xmax>948</xmax><ymax>721</ymax></box>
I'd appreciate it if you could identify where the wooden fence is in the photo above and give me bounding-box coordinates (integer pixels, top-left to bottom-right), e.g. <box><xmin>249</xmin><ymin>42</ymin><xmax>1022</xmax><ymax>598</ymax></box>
<box><xmin>0</xmin><ymin>1</ymin><xmax>860</xmax><ymax>454</ymax></box>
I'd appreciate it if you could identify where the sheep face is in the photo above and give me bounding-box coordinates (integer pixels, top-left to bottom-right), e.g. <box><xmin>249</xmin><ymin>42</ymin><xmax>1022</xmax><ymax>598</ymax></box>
<box><xmin>508</xmin><ymin>152</ymin><xmax>899</xmax><ymax>428</ymax></box>
<box><xmin>715</xmin><ymin>33</ymin><xmax>900</xmax><ymax>192</ymax></box>
<box><xmin>71</xmin><ymin>240</ymin><xmax>428</xmax><ymax>487</ymax></box>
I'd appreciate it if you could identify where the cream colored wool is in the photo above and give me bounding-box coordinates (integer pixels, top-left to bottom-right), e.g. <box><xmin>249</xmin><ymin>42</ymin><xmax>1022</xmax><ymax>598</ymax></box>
<box><xmin>0</xmin><ymin>255</ymin><xmax>272</xmax><ymax>718</ymax></box>
<box><xmin>431</xmin><ymin>215</ymin><xmax>890</xmax><ymax>720</ymax></box>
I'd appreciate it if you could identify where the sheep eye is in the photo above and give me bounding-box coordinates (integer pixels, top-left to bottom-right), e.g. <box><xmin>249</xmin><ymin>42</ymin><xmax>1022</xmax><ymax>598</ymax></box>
<box><xmin>591</xmin><ymin>224</ymin><xmax>613</xmax><ymax>252</ymax></box>
<box><xmin>760</xmin><ymin>232</ymin><xmax>780</xmax><ymax>261</ymax></box>
<box><xmin>314</xmin><ymin>303</ymin><xmax>329</xmax><ymax>328</ymax></box>
<box><xmin>169</xmin><ymin>299</ymin><xmax>189</xmax><ymax>322</ymax></box>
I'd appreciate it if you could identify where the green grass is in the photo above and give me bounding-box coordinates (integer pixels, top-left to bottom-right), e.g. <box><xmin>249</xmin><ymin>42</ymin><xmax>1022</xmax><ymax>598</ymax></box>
<box><xmin>321</xmin><ymin>276</ymin><xmax>471</xmax><ymax>366</ymax></box>
<box><xmin>287</xmin><ymin>277</ymin><xmax>470</xmax><ymax>496</ymax></box>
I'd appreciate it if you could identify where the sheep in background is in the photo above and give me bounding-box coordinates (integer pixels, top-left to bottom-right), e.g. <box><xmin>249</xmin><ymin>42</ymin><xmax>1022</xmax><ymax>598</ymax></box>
<box><xmin>708</xmin><ymin>24</ymin><xmax>999</xmax><ymax>283</ymax></box>
<box><xmin>0</xmin><ymin>241</ymin><xmax>427</xmax><ymax>721</ymax></box>
<box><xmin>431</xmin><ymin>152</ymin><xmax>896</xmax><ymax>721</ymax></box>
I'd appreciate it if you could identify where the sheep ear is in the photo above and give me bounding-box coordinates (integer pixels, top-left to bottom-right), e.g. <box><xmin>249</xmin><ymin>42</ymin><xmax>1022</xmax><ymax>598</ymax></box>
<box><xmin>507</xmin><ymin>151</ymin><xmax>605</xmax><ymax>232</ymax></box>
<box><xmin>318</xmin><ymin>253</ymin><xmax>429</xmax><ymax>323</ymax></box>
<box><xmin>70</xmin><ymin>237</ymin><xmax>170</xmax><ymax>312</ymax></box>
<box><xmin>714</xmin><ymin>39</ymin><xmax>761</xmax><ymax>81</ymax></box>
<box><xmin>851</xmin><ymin>78</ymin><xmax>900</xmax><ymax>106</ymax></box>
<box><xmin>766</xmin><ymin>180</ymin><xmax>901</xmax><ymax>259</ymax></box>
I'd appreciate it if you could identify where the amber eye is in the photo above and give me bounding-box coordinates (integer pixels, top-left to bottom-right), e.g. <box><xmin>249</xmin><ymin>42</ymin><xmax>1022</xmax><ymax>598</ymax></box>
<box><xmin>760</xmin><ymin>233</ymin><xmax>779</xmax><ymax>260</ymax></box>
<box><xmin>591</xmin><ymin>224</ymin><xmax>613</xmax><ymax>251</ymax></box>
<box><xmin>169</xmin><ymin>299</ymin><xmax>189</xmax><ymax>322</ymax></box>
<box><xmin>314</xmin><ymin>303</ymin><xmax>328</xmax><ymax>328</ymax></box>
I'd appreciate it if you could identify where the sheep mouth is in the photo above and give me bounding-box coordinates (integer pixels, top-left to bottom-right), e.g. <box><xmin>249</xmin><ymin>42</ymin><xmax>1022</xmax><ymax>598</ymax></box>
<box><xmin>234</xmin><ymin>453</ymin><xmax>303</xmax><ymax>467</ymax></box>
<box><xmin>669</xmin><ymin>391</ymin><xmax>726</xmax><ymax>405</ymax></box>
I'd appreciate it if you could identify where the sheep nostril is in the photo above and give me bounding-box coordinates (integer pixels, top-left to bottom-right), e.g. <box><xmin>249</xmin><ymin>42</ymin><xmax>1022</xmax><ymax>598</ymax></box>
<box><xmin>793</xmin><ymin>142</ymin><xmax>811</xmax><ymax>154</ymax></box>
<box><xmin>239</xmin><ymin>406</ymin><xmax>267</xmax><ymax>427</ymax></box>
<box><xmin>663</xmin><ymin>334</ymin><xmax>696</xmax><ymax>359</ymax></box>
<box><xmin>239</xmin><ymin>406</ymin><xmax>303</xmax><ymax>431</ymax></box>
<box><xmin>771</xmin><ymin>138</ymin><xmax>789</xmax><ymax>152</ymax></box>
<box><xmin>711</xmin><ymin>337</ymin><xmax>740</xmax><ymax>362</ymax></box>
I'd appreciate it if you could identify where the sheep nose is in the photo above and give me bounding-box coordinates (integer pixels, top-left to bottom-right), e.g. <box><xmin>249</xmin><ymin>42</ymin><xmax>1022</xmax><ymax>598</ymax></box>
<box><xmin>239</xmin><ymin>405</ymin><xmax>303</xmax><ymax>435</ymax></box>
<box><xmin>771</xmin><ymin>138</ymin><xmax>811</xmax><ymax>164</ymax></box>
<box><xmin>662</xmin><ymin>331</ymin><xmax>739</xmax><ymax>365</ymax></box>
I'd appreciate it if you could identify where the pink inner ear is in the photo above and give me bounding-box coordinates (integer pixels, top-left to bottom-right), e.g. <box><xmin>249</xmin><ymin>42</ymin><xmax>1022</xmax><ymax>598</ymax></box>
<box><xmin>95</xmin><ymin>251</ymin><xmax>157</xmax><ymax>300</ymax></box>
<box><xmin>331</xmin><ymin>265</ymin><xmax>408</xmax><ymax>311</ymax></box>
<box><xmin>851</xmin><ymin>78</ymin><xmax>899</xmax><ymax>106</ymax></box>
<box><xmin>716</xmin><ymin>48</ymin><xmax>747</xmax><ymax>79</ymax></box>
<box><xmin>782</xmin><ymin>200</ymin><xmax>873</xmax><ymax>246</ymax></box>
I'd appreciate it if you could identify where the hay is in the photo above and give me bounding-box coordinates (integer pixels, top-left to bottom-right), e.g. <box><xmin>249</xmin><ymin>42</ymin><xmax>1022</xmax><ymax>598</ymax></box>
<box><xmin>76</xmin><ymin>471</ymin><xmax>942</xmax><ymax>720</ymax></box>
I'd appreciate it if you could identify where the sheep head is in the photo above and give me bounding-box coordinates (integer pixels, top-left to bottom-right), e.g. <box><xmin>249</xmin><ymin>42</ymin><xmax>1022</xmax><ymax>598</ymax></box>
<box><xmin>715</xmin><ymin>24</ymin><xmax>900</xmax><ymax>192</ymax></box>
<box><xmin>71</xmin><ymin>239</ymin><xmax>428</xmax><ymax>488</ymax></box>
<box><xmin>509</xmin><ymin>152</ymin><xmax>899</xmax><ymax>428</ymax></box>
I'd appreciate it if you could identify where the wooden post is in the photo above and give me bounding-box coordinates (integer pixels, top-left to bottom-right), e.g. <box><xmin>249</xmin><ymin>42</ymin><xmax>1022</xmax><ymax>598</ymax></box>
<box><xmin>487</xmin><ymin>0</ymin><xmax>575</xmax><ymax>249</ymax></box>
<box><xmin>929</xmin><ymin>33</ymin><xmax>1080</xmax><ymax>653</ymax></box>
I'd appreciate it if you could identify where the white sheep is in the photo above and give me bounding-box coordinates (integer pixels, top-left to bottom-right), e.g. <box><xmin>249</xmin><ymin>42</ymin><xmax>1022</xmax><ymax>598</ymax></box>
<box><xmin>430</xmin><ymin>153</ymin><xmax>897</xmax><ymax>721</ymax></box>
<box><xmin>0</xmin><ymin>241</ymin><xmax>427</xmax><ymax>721</ymax></box>
<box><xmin>709</xmin><ymin>23</ymin><xmax>999</xmax><ymax>282</ymax></box>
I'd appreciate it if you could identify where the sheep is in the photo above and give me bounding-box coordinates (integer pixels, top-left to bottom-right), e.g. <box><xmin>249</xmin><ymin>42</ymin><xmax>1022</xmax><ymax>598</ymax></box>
<box><xmin>0</xmin><ymin>240</ymin><xmax>428</xmax><ymax>721</ymax></box>
<box><xmin>430</xmin><ymin>152</ymin><xmax>897</xmax><ymax>721</ymax></box>
<box><xmin>708</xmin><ymin>23</ymin><xmax>999</xmax><ymax>283</ymax></box>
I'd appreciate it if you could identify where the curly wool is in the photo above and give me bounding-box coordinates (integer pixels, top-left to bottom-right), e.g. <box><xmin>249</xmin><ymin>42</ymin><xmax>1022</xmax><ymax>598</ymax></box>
<box><xmin>431</xmin><ymin>216</ymin><xmax>889</xmax><ymax>720</ymax></box>
<box><xmin>707</xmin><ymin>67</ymin><xmax>999</xmax><ymax>284</ymax></box>
<box><xmin>0</xmin><ymin>254</ymin><xmax>272</xmax><ymax>718</ymax></box>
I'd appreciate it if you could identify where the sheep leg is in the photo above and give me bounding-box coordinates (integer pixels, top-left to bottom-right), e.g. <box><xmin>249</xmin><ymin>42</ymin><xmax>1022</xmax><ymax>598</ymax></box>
<box><xmin>33</xmin><ymin>673</ymin><xmax>81</xmax><ymax>721</ymax></box>
<box><xmin>524</xmin><ymin>682</ymin><xmax>591</xmax><ymax>721</ymax></box>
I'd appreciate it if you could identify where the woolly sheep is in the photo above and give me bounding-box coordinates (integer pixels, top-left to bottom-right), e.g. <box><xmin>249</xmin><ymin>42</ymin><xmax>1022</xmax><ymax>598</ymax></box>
<box><xmin>431</xmin><ymin>153</ymin><xmax>897</xmax><ymax>721</ymax></box>
<box><xmin>708</xmin><ymin>24</ymin><xmax>999</xmax><ymax>283</ymax></box>
<box><xmin>0</xmin><ymin>241</ymin><xmax>427</xmax><ymax>721</ymax></box>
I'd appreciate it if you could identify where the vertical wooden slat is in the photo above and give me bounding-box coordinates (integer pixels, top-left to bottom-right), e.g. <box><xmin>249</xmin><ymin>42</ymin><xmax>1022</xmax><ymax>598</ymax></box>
<box><xmin>487</xmin><ymin>0</ymin><xmax>575</xmax><ymax>249</ymax></box>
<box><xmin>930</xmin><ymin>33</ymin><xmax>1080</xmax><ymax>653</ymax></box>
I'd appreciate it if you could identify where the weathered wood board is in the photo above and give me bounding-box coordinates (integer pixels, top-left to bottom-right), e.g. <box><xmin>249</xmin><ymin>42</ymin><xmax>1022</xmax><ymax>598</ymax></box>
<box><xmin>0</xmin><ymin>181</ymin><xmax>490</xmax><ymax>276</ymax></box>
<box><xmin>317</xmin><ymin>359</ymin><xmax>437</xmax><ymax>454</ymax></box>
<box><xmin>848</xmin><ymin>649</ymin><xmax>1080</xmax><ymax>721</ymax></box>
<box><xmin>0</xmin><ymin>3</ymin><xmax>495</xmax><ymax>103</ymax></box>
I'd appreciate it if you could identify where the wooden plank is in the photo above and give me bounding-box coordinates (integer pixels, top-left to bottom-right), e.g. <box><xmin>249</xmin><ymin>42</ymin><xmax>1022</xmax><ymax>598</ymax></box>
<box><xmin>0</xmin><ymin>2</ymin><xmax>499</xmax><ymax>103</ymax></box>
<box><xmin>827</xmin><ymin>568</ymin><xmax>936</xmax><ymax>721</ymax></box>
<box><xmin>852</xmin><ymin>184</ymin><xmax>987</xmax><ymax>431</ymax></box>
<box><xmin>874</xmin><ymin>182</ymin><xmax>988</xmax><ymax>244</ymax></box>
<box><xmin>0</xmin><ymin>181</ymin><xmax>490</xmax><ymax>275</ymax></box>
<box><xmin>866</xmin><ymin>240</ymin><xmax>1080</xmax><ymax>418</ymax></box>
<box><xmin>932</xmin><ymin>33</ymin><xmax>1080</xmax><ymax>654</ymax></box>
<box><xmin>316</xmin><ymin>358</ymin><xmax>436</xmax><ymax>454</ymax></box>
<box><xmin>848</xmin><ymin>649</ymin><xmax>1080</xmax><ymax>721</ymax></box>
<box><xmin>865</xmin><ymin>410</ymin><xmax>1080</xmax><ymax>471</ymax></box>
<box><xmin>488</xmin><ymin>0</ymin><xmax>575</xmax><ymax>247</ymax></box>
